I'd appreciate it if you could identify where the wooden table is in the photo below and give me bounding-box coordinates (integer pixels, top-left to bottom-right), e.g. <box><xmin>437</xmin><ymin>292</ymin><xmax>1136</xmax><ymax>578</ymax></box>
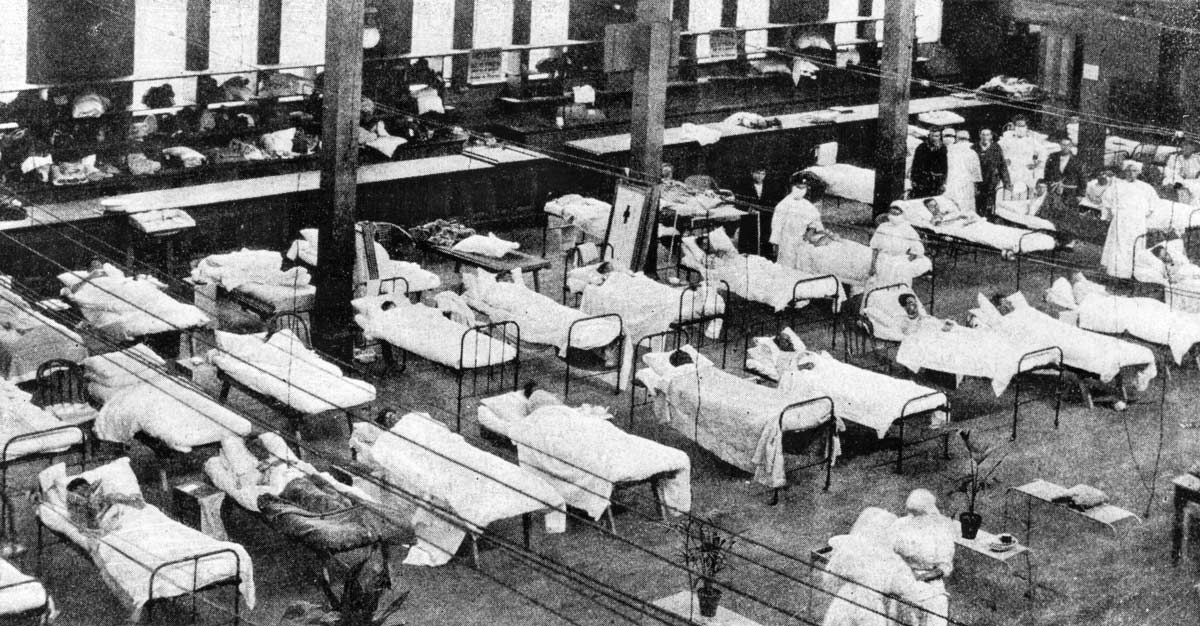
<box><xmin>1006</xmin><ymin>479</ymin><xmax>1141</xmax><ymax>540</ymax></box>
<box><xmin>955</xmin><ymin>529</ymin><xmax>1035</xmax><ymax>599</ymax></box>
<box><xmin>422</xmin><ymin>244</ymin><xmax>552</xmax><ymax>293</ymax></box>
<box><xmin>1172</xmin><ymin>473</ymin><xmax>1200</xmax><ymax>565</ymax></box>
<box><xmin>650</xmin><ymin>591</ymin><xmax>763</xmax><ymax>625</ymax></box>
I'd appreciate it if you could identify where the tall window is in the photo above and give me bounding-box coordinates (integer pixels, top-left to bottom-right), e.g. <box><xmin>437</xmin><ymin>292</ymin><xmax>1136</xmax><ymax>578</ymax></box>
<box><xmin>474</xmin><ymin>0</ymin><xmax>515</xmax><ymax>81</ymax></box>
<box><xmin>688</xmin><ymin>0</ymin><xmax>723</xmax><ymax>60</ymax></box>
<box><xmin>868</xmin><ymin>0</ymin><xmax>944</xmax><ymax>44</ymax></box>
<box><xmin>280</xmin><ymin>0</ymin><xmax>326</xmax><ymax>66</ymax></box>
<box><xmin>208</xmin><ymin>0</ymin><xmax>258</xmax><ymax>73</ymax></box>
<box><xmin>0</xmin><ymin>0</ymin><xmax>29</xmax><ymax>93</ymax></box>
<box><xmin>411</xmin><ymin>0</ymin><xmax>455</xmax><ymax>72</ymax></box>
<box><xmin>134</xmin><ymin>0</ymin><xmax>191</xmax><ymax>107</ymax></box>
<box><xmin>737</xmin><ymin>0</ymin><xmax>770</xmax><ymax>56</ymax></box>
<box><xmin>529</xmin><ymin>0</ymin><xmax>569</xmax><ymax>68</ymax></box>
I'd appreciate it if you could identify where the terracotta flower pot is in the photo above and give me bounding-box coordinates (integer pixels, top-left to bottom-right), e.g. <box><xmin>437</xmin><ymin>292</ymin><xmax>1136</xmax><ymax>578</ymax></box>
<box><xmin>697</xmin><ymin>586</ymin><xmax>722</xmax><ymax>618</ymax></box>
<box><xmin>960</xmin><ymin>511</ymin><xmax>983</xmax><ymax>540</ymax></box>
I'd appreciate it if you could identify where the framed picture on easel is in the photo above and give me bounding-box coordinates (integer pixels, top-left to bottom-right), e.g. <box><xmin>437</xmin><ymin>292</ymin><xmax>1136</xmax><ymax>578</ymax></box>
<box><xmin>605</xmin><ymin>180</ymin><xmax>658</xmax><ymax>272</ymax></box>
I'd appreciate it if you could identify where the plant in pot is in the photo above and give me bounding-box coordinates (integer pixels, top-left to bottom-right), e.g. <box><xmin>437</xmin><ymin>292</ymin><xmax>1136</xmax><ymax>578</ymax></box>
<box><xmin>956</xmin><ymin>429</ymin><xmax>1007</xmax><ymax>540</ymax></box>
<box><xmin>675</xmin><ymin>516</ymin><xmax>736</xmax><ymax>618</ymax></box>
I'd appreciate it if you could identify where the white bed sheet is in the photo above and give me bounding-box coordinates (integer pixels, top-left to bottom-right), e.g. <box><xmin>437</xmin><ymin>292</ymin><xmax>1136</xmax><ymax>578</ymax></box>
<box><xmin>0</xmin><ymin>396</ymin><xmax>83</xmax><ymax>460</ymax></box>
<box><xmin>37</xmin><ymin>461</ymin><xmax>254</xmax><ymax>620</ymax></box>
<box><xmin>464</xmin><ymin>273</ymin><xmax>621</xmax><ymax>354</ymax></box>
<box><xmin>0</xmin><ymin>287</ymin><xmax>86</xmax><ymax>383</ymax></box>
<box><xmin>209</xmin><ymin>331</ymin><xmax>376</xmax><ymax>415</ymax></box>
<box><xmin>777</xmin><ymin>351</ymin><xmax>946</xmax><ymax>438</ymax></box>
<box><xmin>92</xmin><ymin>372</ymin><xmax>252</xmax><ymax>453</ymax></box>
<box><xmin>64</xmin><ymin>273</ymin><xmax>210</xmax><ymax>341</ymax></box>
<box><xmin>649</xmin><ymin>360</ymin><xmax>834</xmax><ymax>488</ymax></box>
<box><xmin>681</xmin><ymin>238</ymin><xmax>842</xmax><ymax>312</ymax></box>
<box><xmin>895</xmin><ymin>324</ymin><xmax>1060</xmax><ymax>396</ymax></box>
<box><xmin>1048</xmin><ymin>278</ymin><xmax>1200</xmax><ymax>365</ymax></box>
<box><xmin>579</xmin><ymin>272</ymin><xmax>723</xmax><ymax>342</ymax></box>
<box><xmin>350</xmin><ymin>416</ymin><xmax>566</xmax><ymax>567</ymax></box>
<box><xmin>286</xmin><ymin>238</ymin><xmax>442</xmax><ymax>294</ymax></box>
<box><xmin>0</xmin><ymin>557</ymin><xmax>48</xmax><ymax>616</ymax></box>
<box><xmin>355</xmin><ymin>297</ymin><xmax>517</xmax><ymax>369</ymax></box>
<box><xmin>995</xmin><ymin>200</ymin><xmax>1056</xmax><ymax>231</ymax></box>
<box><xmin>805</xmin><ymin>164</ymin><xmax>876</xmax><ymax>204</ymax></box>
<box><xmin>893</xmin><ymin>197</ymin><xmax>1056</xmax><ymax>253</ymax></box>
<box><xmin>544</xmin><ymin>195</ymin><xmax>612</xmax><ymax>241</ymax></box>
<box><xmin>477</xmin><ymin>402</ymin><xmax>693</xmax><ymax>520</ymax></box>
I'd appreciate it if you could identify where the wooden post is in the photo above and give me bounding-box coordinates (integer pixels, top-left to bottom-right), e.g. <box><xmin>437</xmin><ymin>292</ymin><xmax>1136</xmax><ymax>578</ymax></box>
<box><xmin>313</xmin><ymin>0</ymin><xmax>365</xmax><ymax>360</ymax></box>
<box><xmin>871</xmin><ymin>0</ymin><xmax>916</xmax><ymax>219</ymax></box>
<box><xmin>631</xmin><ymin>1</ymin><xmax>671</xmax><ymax>274</ymax></box>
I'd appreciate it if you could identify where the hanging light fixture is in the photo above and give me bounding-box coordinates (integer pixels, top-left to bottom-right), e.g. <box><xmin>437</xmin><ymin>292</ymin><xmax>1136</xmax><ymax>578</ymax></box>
<box><xmin>363</xmin><ymin>5</ymin><xmax>381</xmax><ymax>50</ymax></box>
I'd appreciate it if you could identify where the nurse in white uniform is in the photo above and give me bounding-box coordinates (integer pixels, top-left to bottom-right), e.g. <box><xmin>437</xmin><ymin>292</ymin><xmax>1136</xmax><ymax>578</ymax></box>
<box><xmin>771</xmin><ymin>172</ymin><xmax>832</xmax><ymax>269</ymax></box>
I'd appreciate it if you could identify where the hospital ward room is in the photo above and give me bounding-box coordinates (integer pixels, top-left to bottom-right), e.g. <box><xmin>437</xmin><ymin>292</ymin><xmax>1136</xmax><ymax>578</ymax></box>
<box><xmin>5</xmin><ymin>2</ymin><xmax>1200</xmax><ymax>625</ymax></box>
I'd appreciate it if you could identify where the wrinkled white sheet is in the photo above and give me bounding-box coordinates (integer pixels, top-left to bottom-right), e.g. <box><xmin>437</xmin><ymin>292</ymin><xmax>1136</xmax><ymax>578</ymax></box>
<box><xmin>544</xmin><ymin>195</ymin><xmax>612</xmax><ymax>241</ymax></box>
<box><xmin>681</xmin><ymin>238</ymin><xmax>842</xmax><ymax>312</ymax></box>
<box><xmin>355</xmin><ymin>297</ymin><xmax>517</xmax><ymax>369</ymax></box>
<box><xmin>995</xmin><ymin>199</ymin><xmax>1056</xmax><ymax>231</ymax></box>
<box><xmin>453</xmin><ymin>233</ymin><xmax>521</xmax><ymax>258</ymax></box>
<box><xmin>286</xmin><ymin>232</ymin><xmax>442</xmax><ymax>294</ymax></box>
<box><xmin>209</xmin><ymin>331</ymin><xmax>376</xmax><ymax>414</ymax></box>
<box><xmin>506</xmin><ymin>404</ymin><xmax>691</xmax><ymax>520</ymax></box>
<box><xmin>805</xmin><ymin>164</ymin><xmax>876</xmax><ymax>204</ymax></box>
<box><xmin>654</xmin><ymin>361</ymin><xmax>833</xmax><ymax>488</ymax></box>
<box><xmin>893</xmin><ymin>197</ymin><xmax>1056</xmax><ymax>253</ymax></box>
<box><xmin>37</xmin><ymin>462</ymin><xmax>254</xmax><ymax>621</ymax></box>
<box><xmin>351</xmin><ymin>416</ymin><xmax>566</xmax><ymax>567</ymax></box>
<box><xmin>778</xmin><ymin>351</ymin><xmax>947</xmax><ymax>437</ymax></box>
<box><xmin>987</xmin><ymin>305</ymin><xmax>1156</xmax><ymax>389</ymax></box>
<box><xmin>0</xmin><ymin>557</ymin><xmax>49</xmax><ymax>616</ymax></box>
<box><xmin>895</xmin><ymin>324</ymin><xmax>1060</xmax><ymax>396</ymax></box>
<box><xmin>191</xmin><ymin>249</ymin><xmax>299</xmax><ymax>291</ymax></box>
<box><xmin>1049</xmin><ymin>277</ymin><xmax>1200</xmax><ymax>364</ymax></box>
<box><xmin>0</xmin><ymin>285</ymin><xmax>86</xmax><ymax>383</ymax></box>
<box><xmin>579</xmin><ymin>272</ymin><xmax>723</xmax><ymax>342</ymax></box>
<box><xmin>464</xmin><ymin>272</ymin><xmax>621</xmax><ymax>354</ymax></box>
<box><xmin>93</xmin><ymin>371</ymin><xmax>252</xmax><ymax>453</ymax></box>
<box><xmin>1148</xmin><ymin>198</ymin><xmax>1200</xmax><ymax>233</ymax></box>
<box><xmin>65</xmin><ymin>273</ymin><xmax>210</xmax><ymax>341</ymax></box>
<box><xmin>0</xmin><ymin>383</ymin><xmax>82</xmax><ymax>460</ymax></box>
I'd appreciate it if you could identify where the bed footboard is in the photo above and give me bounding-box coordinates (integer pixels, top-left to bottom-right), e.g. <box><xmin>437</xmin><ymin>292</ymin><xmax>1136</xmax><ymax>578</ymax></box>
<box><xmin>771</xmin><ymin>396</ymin><xmax>836</xmax><ymax>505</ymax></box>
<box><xmin>561</xmin><ymin>243</ymin><xmax>614</xmax><ymax>305</ymax></box>
<box><xmin>1011</xmin><ymin>346</ymin><xmax>1064</xmax><ymax>441</ymax></box>
<box><xmin>455</xmin><ymin>320</ymin><xmax>522</xmax><ymax>432</ymax></box>
<box><xmin>892</xmin><ymin>392</ymin><xmax>952</xmax><ymax>474</ymax></box>
<box><xmin>627</xmin><ymin>329</ymin><xmax>693</xmax><ymax>428</ymax></box>
<box><xmin>786</xmin><ymin>274</ymin><xmax>842</xmax><ymax>351</ymax></box>
<box><xmin>145</xmin><ymin>547</ymin><xmax>242</xmax><ymax>626</ymax></box>
<box><xmin>2</xmin><ymin>424</ymin><xmax>86</xmax><ymax>536</ymax></box>
<box><xmin>564</xmin><ymin>313</ymin><xmax>624</xmax><ymax>403</ymax></box>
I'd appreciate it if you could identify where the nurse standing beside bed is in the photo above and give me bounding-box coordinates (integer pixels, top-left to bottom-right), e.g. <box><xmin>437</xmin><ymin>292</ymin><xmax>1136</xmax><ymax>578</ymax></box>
<box><xmin>771</xmin><ymin>172</ymin><xmax>838</xmax><ymax>269</ymax></box>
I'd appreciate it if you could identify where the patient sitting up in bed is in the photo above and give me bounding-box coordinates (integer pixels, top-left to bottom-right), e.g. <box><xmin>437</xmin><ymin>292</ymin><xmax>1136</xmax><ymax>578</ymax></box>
<box><xmin>925</xmin><ymin>199</ymin><xmax>978</xmax><ymax>227</ymax></box>
<box><xmin>694</xmin><ymin>235</ymin><xmax>740</xmax><ymax>268</ymax></box>
<box><xmin>901</xmin><ymin>293</ymin><xmax>957</xmax><ymax>336</ymax></box>
<box><xmin>66</xmin><ymin>477</ymin><xmax>146</xmax><ymax>534</ymax></box>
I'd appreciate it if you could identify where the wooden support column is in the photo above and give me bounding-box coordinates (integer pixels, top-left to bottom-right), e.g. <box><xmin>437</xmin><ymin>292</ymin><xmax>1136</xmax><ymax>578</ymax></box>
<box><xmin>632</xmin><ymin>1</ymin><xmax>672</xmax><ymax>274</ymax></box>
<box><xmin>1077</xmin><ymin>39</ymin><xmax>1107</xmax><ymax>173</ymax></box>
<box><xmin>871</xmin><ymin>0</ymin><xmax>916</xmax><ymax>219</ymax></box>
<box><xmin>313</xmin><ymin>0</ymin><xmax>365</xmax><ymax>360</ymax></box>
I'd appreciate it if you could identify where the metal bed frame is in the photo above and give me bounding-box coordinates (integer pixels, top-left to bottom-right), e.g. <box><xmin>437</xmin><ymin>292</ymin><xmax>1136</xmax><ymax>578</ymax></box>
<box><xmin>36</xmin><ymin>519</ymin><xmax>243</xmax><ymax>625</ymax></box>
<box><xmin>1</xmin><ymin>426</ymin><xmax>87</xmax><ymax>541</ymax></box>
<box><xmin>627</xmin><ymin>327</ymin><xmax>730</xmax><ymax>428</ymax></box>
<box><xmin>740</xmin><ymin>318</ymin><xmax>952</xmax><ymax>473</ymax></box>
<box><xmin>216</xmin><ymin>313</ymin><xmax>373</xmax><ymax>454</ymax></box>
<box><xmin>0</xmin><ymin>576</ymin><xmax>51</xmax><ymax>625</ymax></box>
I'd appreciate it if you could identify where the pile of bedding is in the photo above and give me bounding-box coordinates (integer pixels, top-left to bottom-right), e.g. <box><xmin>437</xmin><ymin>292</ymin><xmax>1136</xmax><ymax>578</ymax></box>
<box><xmin>659</xmin><ymin>182</ymin><xmax>744</xmax><ymax>220</ymax></box>
<box><xmin>544</xmin><ymin>195</ymin><xmax>611</xmax><ymax>241</ymax></box>
<box><xmin>1046</xmin><ymin>276</ymin><xmax>1200</xmax><ymax>365</ymax></box>
<box><xmin>84</xmin><ymin>345</ymin><xmax>252</xmax><ymax>452</ymax></box>
<box><xmin>891</xmin><ymin>197</ymin><xmax>1056</xmax><ymax>254</ymax></box>
<box><xmin>59</xmin><ymin>265</ymin><xmax>210</xmax><ymax>340</ymax></box>
<box><xmin>352</xmin><ymin>294</ymin><xmax>516</xmax><ymax>368</ymax></box>
<box><xmin>478</xmin><ymin>392</ymin><xmax>691</xmax><ymax>520</ymax></box>
<box><xmin>350</xmin><ymin>414</ymin><xmax>566</xmax><ymax>567</ymax></box>
<box><xmin>285</xmin><ymin>228</ymin><xmax>441</xmax><ymax>294</ymax></box>
<box><xmin>208</xmin><ymin>330</ymin><xmax>376</xmax><ymax>414</ymax></box>
<box><xmin>37</xmin><ymin>458</ymin><xmax>255</xmax><ymax>620</ymax></box>
<box><xmin>463</xmin><ymin>269</ymin><xmax>621</xmax><ymax>354</ymax></box>
<box><xmin>192</xmin><ymin>249</ymin><xmax>316</xmax><ymax>313</ymax></box>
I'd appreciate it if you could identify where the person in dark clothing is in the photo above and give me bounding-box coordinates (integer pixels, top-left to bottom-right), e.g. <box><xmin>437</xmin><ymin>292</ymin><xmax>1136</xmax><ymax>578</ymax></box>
<box><xmin>727</xmin><ymin>164</ymin><xmax>787</xmax><ymax>255</ymax></box>
<box><xmin>910</xmin><ymin>129</ymin><xmax>948</xmax><ymax>198</ymax></box>
<box><xmin>1042</xmin><ymin>135</ymin><xmax>1086</xmax><ymax>201</ymax></box>
<box><xmin>974</xmin><ymin>128</ymin><xmax>1010</xmax><ymax>217</ymax></box>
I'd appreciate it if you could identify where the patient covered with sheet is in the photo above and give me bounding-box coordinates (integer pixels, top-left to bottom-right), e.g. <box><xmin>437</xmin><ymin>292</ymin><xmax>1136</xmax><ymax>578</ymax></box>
<box><xmin>60</xmin><ymin>263</ymin><xmax>210</xmax><ymax>340</ymax></box>
<box><xmin>893</xmin><ymin>197</ymin><xmax>1057</xmax><ymax>255</ymax></box>
<box><xmin>684</xmin><ymin>230</ymin><xmax>842</xmax><ymax>312</ymax></box>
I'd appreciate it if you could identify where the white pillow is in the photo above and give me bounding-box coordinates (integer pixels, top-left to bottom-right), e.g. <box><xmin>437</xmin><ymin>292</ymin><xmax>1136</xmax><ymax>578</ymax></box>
<box><xmin>643</xmin><ymin>346</ymin><xmax>713</xmax><ymax>376</ymax></box>
<box><xmin>47</xmin><ymin>457</ymin><xmax>142</xmax><ymax>507</ymax></box>
<box><xmin>1006</xmin><ymin>292</ymin><xmax>1030</xmax><ymax>310</ymax></box>
<box><xmin>300</xmin><ymin>228</ymin><xmax>318</xmax><ymax>244</ymax></box>
<box><xmin>1045</xmin><ymin>277</ymin><xmax>1077</xmax><ymax>310</ymax></box>
<box><xmin>480</xmin><ymin>391</ymin><xmax>530</xmax><ymax>422</ymax></box>
<box><xmin>220</xmin><ymin>437</ymin><xmax>260</xmax><ymax>489</ymax></box>
<box><xmin>975</xmin><ymin>293</ymin><xmax>1003</xmax><ymax>325</ymax></box>
<box><xmin>214</xmin><ymin>330</ymin><xmax>265</xmax><ymax>356</ymax></box>
<box><xmin>351</xmin><ymin>294</ymin><xmax>405</xmax><ymax>317</ymax></box>
<box><xmin>706</xmin><ymin>228</ymin><xmax>737</xmax><ymax>254</ymax></box>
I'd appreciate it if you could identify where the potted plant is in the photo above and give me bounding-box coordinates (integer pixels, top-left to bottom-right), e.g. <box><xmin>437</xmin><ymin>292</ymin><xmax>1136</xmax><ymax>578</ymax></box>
<box><xmin>675</xmin><ymin>516</ymin><xmax>736</xmax><ymax>618</ymax></box>
<box><xmin>957</xmin><ymin>429</ymin><xmax>1006</xmax><ymax>540</ymax></box>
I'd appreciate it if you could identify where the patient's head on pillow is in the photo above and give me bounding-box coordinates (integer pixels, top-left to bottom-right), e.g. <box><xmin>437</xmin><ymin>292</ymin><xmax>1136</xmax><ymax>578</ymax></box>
<box><xmin>695</xmin><ymin>235</ymin><xmax>715</xmax><ymax>255</ymax></box>
<box><xmin>923</xmin><ymin>198</ymin><xmax>941</xmax><ymax>214</ymax></box>
<box><xmin>380</xmin><ymin>300</ymin><xmax>397</xmax><ymax>311</ymax></box>
<box><xmin>990</xmin><ymin>292</ymin><xmax>1015</xmax><ymax>315</ymax></box>
<box><xmin>523</xmin><ymin>380</ymin><xmax>537</xmax><ymax>398</ymax></box>
<box><xmin>66</xmin><ymin>477</ymin><xmax>95</xmax><ymax>498</ymax></box>
<box><xmin>596</xmin><ymin>261</ymin><xmax>613</xmax><ymax>275</ymax></box>
<box><xmin>898</xmin><ymin>293</ymin><xmax>920</xmax><ymax>318</ymax></box>
<box><xmin>527</xmin><ymin>390</ymin><xmax>563</xmax><ymax>412</ymax></box>
<box><xmin>668</xmin><ymin>349</ymin><xmax>694</xmax><ymax>367</ymax></box>
<box><xmin>376</xmin><ymin>407</ymin><xmax>402</xmax><ymax>428</ymax></box>
<box><xmin>774</xmin><ymin>331</ymin><xmax>796</xmax><ymax>352</ymax></box>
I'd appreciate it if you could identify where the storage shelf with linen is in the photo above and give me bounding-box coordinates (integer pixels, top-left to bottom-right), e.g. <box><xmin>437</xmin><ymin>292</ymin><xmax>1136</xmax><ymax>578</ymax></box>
<box><xmin>743</xmin><ymin>327</ymin><xmax>950</xmax><ymax>473</ymax></box>
<box><xmin>204</xmin><ymin>433</ymin><xmax>411</xmax><ymax>598</ymax></box>
<box><xmin>209</xmin><ymin>318</ymin><xmax>376</xmax><ymax>449</ymax></box>
<box><xmin>349</xmin><ymin>414</ymin><xmax>567</xmax><ymax>568</ymax></box>
<box><xmin>679</xmin><ymin>234</ymin><xmax>841</xmax><ymax>345</ymax></box>
<box><xmin>461</xmin><ymin>269</ymin><xmax>624</xmax><ymax>402</ymax></box>
<box><xmin>632</xmin><ymin>334</ymin><xmax>839</xmax><ymax>503</ymax></box>
<box><xmin>35</xmin><ymin>458</ymin><xmax>254</xmax><ymax>623</ymax></box>
<box><xmin>477</xmin><ymin>391</ymin><xmax>690</xmax><ymax>533</ymax></box>
<box><xmin>856</xmin><ymin>283</ymin><xmax>1064</xmax><ymax>440</ymax></box>
<box><xmin>353</xmin><ymin>293</ymin><xmax>520</xmax><ymax>429</ymax></box>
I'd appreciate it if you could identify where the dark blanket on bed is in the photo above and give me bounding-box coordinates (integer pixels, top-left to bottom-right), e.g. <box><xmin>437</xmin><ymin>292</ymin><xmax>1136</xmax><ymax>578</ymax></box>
<box><xmin>258</xmin><ymin>476</ymin><xmax>413</xmax><ymax>553</ymax></box>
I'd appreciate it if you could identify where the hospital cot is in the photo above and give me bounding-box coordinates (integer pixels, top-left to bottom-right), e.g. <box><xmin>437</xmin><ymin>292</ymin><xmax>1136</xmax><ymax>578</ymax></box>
<box><xmin>353</xmin><ymin>293</ymin><xmax>521</xmax><ymax>430</ymax></box>
<box><xmin>0</xmin><ymin>557</ymin><xmax>52</xmax><ymax>625</ymax></box>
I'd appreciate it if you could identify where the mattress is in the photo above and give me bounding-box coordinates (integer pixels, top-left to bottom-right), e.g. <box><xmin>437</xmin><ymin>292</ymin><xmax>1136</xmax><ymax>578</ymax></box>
<box><xmin>0</xmin><ymin>558</ymin><xmax>48</xmax><ymax>616</ymax></box>
<box><xmin>355</xmin><ymin>297</ymin><xmax>517</xmax><ymax>369</ymax></box>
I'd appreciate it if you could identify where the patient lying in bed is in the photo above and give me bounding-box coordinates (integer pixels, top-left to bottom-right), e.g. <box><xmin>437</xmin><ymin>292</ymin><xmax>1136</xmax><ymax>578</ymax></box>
<box><xmin>65</xmin><ymin>476</ymin><xmax>147</xmax><ymax>536</ymax></box>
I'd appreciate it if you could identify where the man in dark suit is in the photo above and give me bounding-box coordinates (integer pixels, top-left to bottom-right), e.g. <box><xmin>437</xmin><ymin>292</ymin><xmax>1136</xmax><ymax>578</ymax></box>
<box><xmin>974</xmin><ymin>128</ymin><xmax>1010</xmax><ymax>218</ymax></box>
<box><xmin>1042</xmin><ymin>135</ymin><xmax>1086</xmax><ymax>201</ymax></box>
<box><xmin>727</xmin><ymin>164</ymin><xmax>787</xmax><ymax>255</ymax></box>
<box><xmin>909</xmin><ymin>129</ymin><xmax>948</xmax><ymax>199</ymax></box>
